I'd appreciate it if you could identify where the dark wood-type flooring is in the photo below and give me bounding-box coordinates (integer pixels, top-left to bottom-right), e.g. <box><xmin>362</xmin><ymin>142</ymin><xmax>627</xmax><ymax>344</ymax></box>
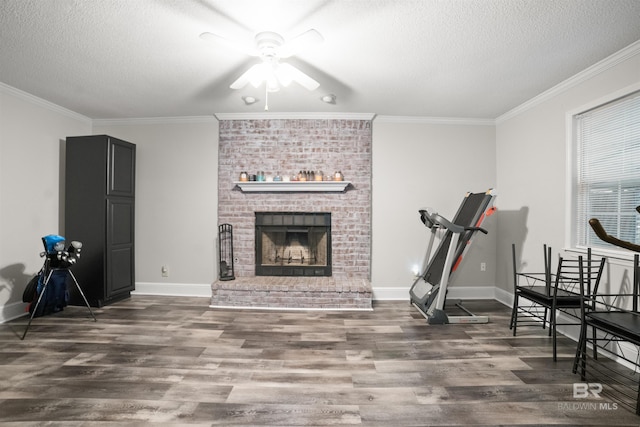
<box><xmin>1</xmin><ymin>296</ymin><xmax>639</xmax><ymax>426</ymax></box>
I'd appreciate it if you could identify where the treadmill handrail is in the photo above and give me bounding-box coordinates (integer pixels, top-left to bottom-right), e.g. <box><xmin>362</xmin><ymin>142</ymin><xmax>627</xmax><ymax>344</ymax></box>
<box><xmin>418</xmin><ymin>208</ymin><xmax>437</xmax><ymax>229</ymax></box>
<box><xmin>465</xmin><ymin>226</ymin><xmax>488</xmax><ymax>234</ymax></box>
<box><xmin>430</xmin><ymin>213</ymin><xmax>465</xmax><ymax>234</ymax></box>
<box><xmin>421</xmin><ymin>210</ymin><xmax>487</xmax><ymax>235</ymax></box>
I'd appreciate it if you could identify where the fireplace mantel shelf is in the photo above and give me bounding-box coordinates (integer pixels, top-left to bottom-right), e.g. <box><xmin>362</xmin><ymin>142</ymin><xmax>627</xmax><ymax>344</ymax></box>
<box><xmin>234</xmin><ymin>181</ymin><xmax>351</xmax><ymax>192</ymax></box>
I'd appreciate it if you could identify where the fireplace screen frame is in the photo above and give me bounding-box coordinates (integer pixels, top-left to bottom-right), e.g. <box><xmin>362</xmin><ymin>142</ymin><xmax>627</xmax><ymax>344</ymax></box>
<box><xmin>255</xmin><ymin>212</ymin><xmax>332</xmax><ymax>277</ymax></box>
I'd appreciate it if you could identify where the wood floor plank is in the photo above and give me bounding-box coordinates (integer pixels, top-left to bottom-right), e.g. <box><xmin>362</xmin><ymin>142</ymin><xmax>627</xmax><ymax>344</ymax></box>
<box><xmin>226</xmin><ymin>385</ymin><xmax>419</xmax><ymax>406</ymax></box>
<box><xmin>193</xmin><ymin>402</ymin><xmax>362</xmax><ymax>426</ymax></box>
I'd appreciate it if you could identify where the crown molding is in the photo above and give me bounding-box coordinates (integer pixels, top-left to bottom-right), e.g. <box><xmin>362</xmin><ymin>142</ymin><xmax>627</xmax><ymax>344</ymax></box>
<box><xmin>92</xmin><ymin>116</ymin><xmax>218</xmax><ymax>127</ymax></box>
<box><xmin>496</xmin><ymin>39</ymin><xmax>640</xmax><ymax>124</ymax></box>
<box><xmin>0</xmin><ymin>82</ymin><xmax>92</xmax><ymax>124</ymax></box>
<box><xmin>214</xmin><ymin>112</ymin><xmax>376</xmax><ymax>121</ymax></box>
<box><xmin>374</xmin><ymin>115</ymin><xmax>495</xmax><ymax>126</ymax></box>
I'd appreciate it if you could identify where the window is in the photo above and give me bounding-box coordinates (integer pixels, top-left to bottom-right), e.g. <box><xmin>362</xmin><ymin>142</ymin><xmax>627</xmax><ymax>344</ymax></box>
<box><xmin>573</xmin><ymin>89</ymin><xmax>640</xmax><ymax>252</ymax></box>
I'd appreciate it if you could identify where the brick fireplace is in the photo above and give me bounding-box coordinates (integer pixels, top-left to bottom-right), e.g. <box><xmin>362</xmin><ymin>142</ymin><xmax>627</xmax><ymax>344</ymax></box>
<box><xmin>211</xmin><ymin>117</ymin><xmax>373</xmax><ymax>310</ymax></box>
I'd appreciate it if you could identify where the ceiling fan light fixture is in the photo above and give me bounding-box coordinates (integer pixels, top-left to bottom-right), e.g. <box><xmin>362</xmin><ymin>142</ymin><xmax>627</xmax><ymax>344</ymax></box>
<box><xmin>266</xmin><ymin>76</ymin><xmax>280</xmax><ymax>93</ymax></box>
<box><xmin>275</xmin><ymin>66</ymin><xmax>293</xmax><ymax>87</ymax></box>
<box><xmin>247</xmin><ymin>63</ymin><xmax>268</xmax><ymax>88</ymax></box>
<box><xmin>243</xmin><ymin>62</ymin><xmax>281</xmax><ymax>92</ymax></box>
<box><xmin>220</xmin><ymin>29</ymin><xmax>322</xmax><ymax>93</ymax></box>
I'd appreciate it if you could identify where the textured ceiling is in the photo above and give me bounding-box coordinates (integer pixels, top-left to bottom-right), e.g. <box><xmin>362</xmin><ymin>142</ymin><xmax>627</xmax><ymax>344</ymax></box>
<box><xmin>1</xmin><ymin>0</ymin><xmax>639</xmax><ymax>120</ymax></box>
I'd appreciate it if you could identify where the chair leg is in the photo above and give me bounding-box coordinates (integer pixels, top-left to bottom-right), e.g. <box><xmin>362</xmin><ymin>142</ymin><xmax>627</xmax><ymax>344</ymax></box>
<box><xmin>551</xmin><ymin>307</ymin><xmax>557</xmax><ymax>361</ymax></box>
<box><xmin>578</xmin><ymin>324</ymin><xmax>587</xmax><ymax>380</ymax></box>
<box><xmin>547</xmin><ymin>308</ymin><xmax>555</xmax><ymax>336</ymax></box>
<box><xmin>509</xmin><ymin>297</ymin><xmax>516</xmax><ymax>330</ymax></box>
<box><xmin>67</xmin><ymin>270</ymin><xmax>97</xmax><ymax>322</ymax></box>
<box><xmin>511</xmin><ymin>293</ymin><xmax>519</xmax><ymax>336</ymax></box>
<box><xmin>572</xmin><ymin>327</ymin><xmax>582</xmax><ymax>374</ymax></box>
<box><xmin>21</xmin><ymin>269</ymin><xmax>53</xmax><ymax>340</ymax></box>
<box><xmin>510</xmin><ymin>243</ymin><xmax>518</xmax><ymax>333</ymax></box>
<box><xmin>636</xmin><ymin>380</ymin><xmax>640</xmax><ymax>415</ymax></box>
<box><xmin>573</xmin><ymin>313</ymin><xmax>589</xmax><ymax>374</ymax></box>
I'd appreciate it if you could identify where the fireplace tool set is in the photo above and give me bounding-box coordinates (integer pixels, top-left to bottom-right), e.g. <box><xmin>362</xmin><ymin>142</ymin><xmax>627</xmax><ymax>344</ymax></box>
<box><xmin>218</xmin><ymin>223</ymin><xmax>236</xmax><ymax>281</ymax></box>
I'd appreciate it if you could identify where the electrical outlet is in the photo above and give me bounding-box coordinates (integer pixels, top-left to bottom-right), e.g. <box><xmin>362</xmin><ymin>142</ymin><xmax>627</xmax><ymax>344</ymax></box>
<box><xmin>480</xmin><ymin>262</ymin><xmax>486</xmax><ymax>272</ymax></box>
<box><xmin>161</xmin><ymin>265</ymin><xmax>169</xmax><ymax>277</ymax></box>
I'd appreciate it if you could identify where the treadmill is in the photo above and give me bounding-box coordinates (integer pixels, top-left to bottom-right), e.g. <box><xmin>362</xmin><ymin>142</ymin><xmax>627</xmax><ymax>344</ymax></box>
<box><xmin>409</xmin><ymin>189</ymin><xmax>496</xmax><ymax>324</ymax></box>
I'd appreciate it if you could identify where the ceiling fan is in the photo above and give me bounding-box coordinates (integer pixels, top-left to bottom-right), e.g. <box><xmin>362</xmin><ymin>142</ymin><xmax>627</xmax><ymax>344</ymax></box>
<box><xmin>200</xmin><ymin>29</ymin><xmax>324</xmax><ymax>93</ymax></box>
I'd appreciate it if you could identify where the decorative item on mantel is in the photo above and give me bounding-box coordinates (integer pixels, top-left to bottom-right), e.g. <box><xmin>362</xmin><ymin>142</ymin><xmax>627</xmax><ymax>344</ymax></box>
<box><xmin>234</xmin><ymin>170</ymin><xmax>351</xmax><ymax>192</ymax></box>
<box><xmin>291</xmin><ymin>170</ymin><xmax>328</xmax><ymax>181</ymax></box>
<box><xmin>239</xmin><ymin>170</ymin><xmax>346</xmax><ymax>183</ymax></box>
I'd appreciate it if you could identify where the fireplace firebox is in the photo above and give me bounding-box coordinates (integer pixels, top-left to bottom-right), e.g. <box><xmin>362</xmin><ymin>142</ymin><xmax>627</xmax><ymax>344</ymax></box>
<box><xmin>255</xmin><ymin>212</ymin><xmax>331</xmax><ymax>276</ymax></box>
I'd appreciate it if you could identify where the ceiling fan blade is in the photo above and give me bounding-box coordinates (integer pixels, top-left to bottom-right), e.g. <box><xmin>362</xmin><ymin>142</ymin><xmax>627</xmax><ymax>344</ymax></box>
<box><xmin>199</xmin><ymin>32</ymin><xmax>258</xmax><ymax>57</ymax></box>
<box><xmin>276</xmin><ymin>63</ymin><xmax>320</xmax><ymax>91</ymax></box>
<box><xmin>230</xmin><ymin>64</ymin><xmax>264</xmax><ymax>89</ymax></box>
<box><xmin>279</xmin><ymin>29</ymin><xmax>324</xmax><ymax>58</ymax></box>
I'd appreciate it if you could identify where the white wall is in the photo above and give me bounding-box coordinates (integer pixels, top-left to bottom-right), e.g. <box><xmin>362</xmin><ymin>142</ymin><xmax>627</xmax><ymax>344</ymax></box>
<box><xmin>0</xmin><ymin>85</ymin><xmax>91</xmax><ymax>321</ymax></box>
<box><xmin>495</xmin><ymin>42</ymin><xmax>640</xmax><ymax>305</ymax></box>
<box><xmin>371</xmin><ymin>118</ymin><xmax>497</xmax><ymax>300</ymax></box>
<box><xmin>92</xmin><ymin>119</ymin><xmax>219</xmax><ymax>297</ymax></box>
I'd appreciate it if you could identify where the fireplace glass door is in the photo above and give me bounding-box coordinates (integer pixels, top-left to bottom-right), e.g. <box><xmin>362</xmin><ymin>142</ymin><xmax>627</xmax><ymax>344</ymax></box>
<box><xmin>255</xmin><ymin>212</ymin><xmax>331</xmax><ymax>276</ymax></box>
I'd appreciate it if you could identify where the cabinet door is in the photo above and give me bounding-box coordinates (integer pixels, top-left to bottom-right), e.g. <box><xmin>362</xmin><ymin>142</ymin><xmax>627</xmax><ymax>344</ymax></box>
<box><xmin>107</xmin><ymin>198</ymin><xmax>135</xmax><ymax>297</ymax></box>
<box><xmin>108</xmin><ymin>139</ymin><xmax>135</xmax><ymax>197</ymax></box>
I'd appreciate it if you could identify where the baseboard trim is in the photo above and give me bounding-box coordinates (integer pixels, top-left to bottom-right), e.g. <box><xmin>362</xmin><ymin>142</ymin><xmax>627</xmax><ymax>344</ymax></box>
<box><xmin>494</xmin><ymin>286</ymin><xmax>514</xmax><ymax>307</ymax></box>
<box><xmin>132</xmin><ymin>283</ymin><xmax>499</xmax><ymax>304</ymax></box>
<box><xmin>209</xmin><ymin>304</ymin><xmax>373</xmax><ymax>312</ymax></box>
<box><xmin>0</xmin><ymin>301</ymin><xmax>29</xmax><ymax>323</ymax></box>
<box><xmin>131</xmin><ymin>282</ymin><xmax>500</xmax><ymax>302</ymax></box>
<box><xmin>132</xmin><ymin>282</ymin><xmax>212</xmax><ymax>297</ymax></box>
<box><xmin>373</xmin><ymin>285</ymin><xmax>498</xmax><ymax>301</ymax></box>
<box><xmin>132</xmin><ymin>284</ymin><xmax>501</xmax><ymax>301</ymax></box>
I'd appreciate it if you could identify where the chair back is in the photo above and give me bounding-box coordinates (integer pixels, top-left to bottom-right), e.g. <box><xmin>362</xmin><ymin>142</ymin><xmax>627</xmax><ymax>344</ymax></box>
<box><xmin>554</xmin><ymin>249</ymin><xmax>605</xmax><ymax>298</ymax></box>
<box><xmin>543</xmin><ymin>244</ymin><xmax>552</xmax><ymax>295</ymax></box>
<box><xmin>512</xmin><ymin>243</ymin><xmax>554</xmax><ymax>295</ymax></box>
<box><xmin>634</xmin><ymin>254</ymin><xmax>639</xmax><ymax>312</ymax></box>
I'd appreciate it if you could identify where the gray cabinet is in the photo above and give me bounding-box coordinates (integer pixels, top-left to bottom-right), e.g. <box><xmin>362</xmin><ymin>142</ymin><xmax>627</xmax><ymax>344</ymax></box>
<box><xmin>65</xmin><ymin>135</ymin><xmax>135</xmax><ymax>307</ymax></box>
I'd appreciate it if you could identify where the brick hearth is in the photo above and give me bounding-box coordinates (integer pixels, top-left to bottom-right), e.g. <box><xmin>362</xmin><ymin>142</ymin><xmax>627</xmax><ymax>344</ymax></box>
<box><xmin>211</xmin><ymin>276</ymin><xmax>372</xmax><ymax>310</ymax></box>
<box><xmin>212</xmin><ymin>118</ymin><xmax>373</xmax><ymax>310</ymax></box>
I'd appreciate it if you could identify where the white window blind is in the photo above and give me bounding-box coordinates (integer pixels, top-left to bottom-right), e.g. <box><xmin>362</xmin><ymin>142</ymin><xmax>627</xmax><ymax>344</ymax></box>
<box><xmin>575</xmin><ymin>90</ymin><xmax>640</xmax><ymax>250</ymax></box>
